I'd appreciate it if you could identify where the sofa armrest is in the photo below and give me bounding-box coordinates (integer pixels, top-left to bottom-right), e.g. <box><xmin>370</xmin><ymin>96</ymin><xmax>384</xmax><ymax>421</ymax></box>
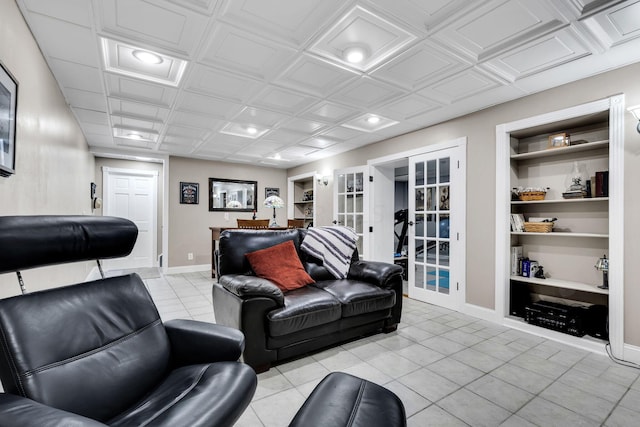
<box><xmin>165</xmin><ymin>319</ymin><xmax>245</xmax><ymax>366</ymax></box>
<box><xmin>219</xmin><ymin>274</ymin><xmax>285</xmax><ymax>306</ymax></box>
<box><xmin>0</xmin><ymin>394</ymin><xmax>106</xmax><ymax>427</ymax></box>
<box><xmin>348</xmin><ymin>261</ymin><xmax>403</xmax><ymax>289</ymax></box>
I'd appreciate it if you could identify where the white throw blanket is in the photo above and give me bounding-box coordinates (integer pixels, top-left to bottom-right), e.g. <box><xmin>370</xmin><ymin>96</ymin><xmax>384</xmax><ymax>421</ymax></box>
<box><xmin>301</xmin><ymin>226</ymin><xmax>358</xmax><ymax>279</ymax></box>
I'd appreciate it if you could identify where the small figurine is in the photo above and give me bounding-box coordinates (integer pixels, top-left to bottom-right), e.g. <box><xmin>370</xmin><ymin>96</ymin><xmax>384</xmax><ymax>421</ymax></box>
<box><xmin>534</xmin><ymin>265</ymin><xmax>545</xmax><ymax>279</ymax></box>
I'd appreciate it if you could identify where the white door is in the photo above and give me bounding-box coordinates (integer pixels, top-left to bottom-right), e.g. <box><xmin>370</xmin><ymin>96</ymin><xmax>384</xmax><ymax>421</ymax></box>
<box><xmin>408</xmin><ymin>146</ymin><xmax>465</xmax><ymax>310</ymax></box>
<box><xmin>103</xmin><ymin>167</ymin><xmax>157</xmax><ymax>269</ymax></box>
<box><xmin>333</xmin><ymin>166</ymin><xmax>368</xmax><ymax>258</ymax></box>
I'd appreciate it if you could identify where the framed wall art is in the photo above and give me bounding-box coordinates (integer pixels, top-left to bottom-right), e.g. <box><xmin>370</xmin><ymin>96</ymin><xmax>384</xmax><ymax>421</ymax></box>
<box><xmin>180</xmin><ymin>182</ymin><xmax>199</xmax><ymax>204</ymax></box>
<box><xmin>265</xmin><ymin>187</ymin><xmax>280</xmax><ymax>198</ymax></box>
<box><xmin>0</xmin><ymin>62</ymin><xmax>18</xmax><ymax>177</ymax></box>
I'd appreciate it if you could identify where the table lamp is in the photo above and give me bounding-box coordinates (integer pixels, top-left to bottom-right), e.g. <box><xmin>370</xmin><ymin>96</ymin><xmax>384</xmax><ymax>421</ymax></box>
<box><xmin>594</xmin><ymin>254</ymin><xmax>609</xmax><ymax>289</ymax></box>
<box><xmin>264</xmin><ymin>195</ymin><xmax>284</xmax><ymax>227</ymax></box>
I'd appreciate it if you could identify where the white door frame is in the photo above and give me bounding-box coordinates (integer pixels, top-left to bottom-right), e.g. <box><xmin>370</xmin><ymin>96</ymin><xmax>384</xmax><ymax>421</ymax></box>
<box><xmin>368</xmin><ymin>137</ymin><xmax>467</xmax><ymax>310</ymax></box>
<box><xmin>102</xmin><ymin>166</ymin><xmax>158</xmax><ymax>269</ymax></box>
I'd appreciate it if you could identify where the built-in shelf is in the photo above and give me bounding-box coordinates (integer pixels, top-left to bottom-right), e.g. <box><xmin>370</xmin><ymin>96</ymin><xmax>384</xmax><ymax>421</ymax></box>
<box><xmin>511</xmin><ymin>197</ymin><xmax>609</xmax><ymax>205</ymax></box>
<box><xmin>503</xmin><ymin>317</ymin><xmax>607</xmax><ymax>353</ymax></box>
<box><xmin>511</xmin><ymin>231</ymin><xmax>608</xmax><ymax>238</ymax></box>
<box><xmin>511</xmin><ymin>275</ymin><xmax>608</xmax><ymax>294</ymax></box>
<box><xmin>294</xmin><ymin>200</ymin><xmax>313</xmax><ymax>205</ymax></box>
<box><xmin>511</xmin><ymin>140</ymin><xmax>609</xmax><ymax>160</ymax></box>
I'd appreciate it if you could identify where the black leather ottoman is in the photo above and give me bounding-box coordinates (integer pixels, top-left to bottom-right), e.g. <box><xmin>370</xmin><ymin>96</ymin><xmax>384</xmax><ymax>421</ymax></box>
<box><xmin>289</xmin><ymin>372</ymin><xmax>406</xmax><ymax>427</ymax></box>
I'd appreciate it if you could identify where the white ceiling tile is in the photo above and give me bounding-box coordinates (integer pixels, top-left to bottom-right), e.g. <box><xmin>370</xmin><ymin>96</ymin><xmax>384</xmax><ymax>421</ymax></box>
<box><xmin>274</xmin><ymin>55</ymin><xmax>360</xmax><ymax>97</ymax></box>
<box><xmin>105</xmin><ymin>75</ymin><xmax>178</xmax><ymax>107</ymax></box>
<box><xmin>232</xmin><ymin>107</ymin><xmax>289</xmax><ymax>128</ymax></box>
<box><xmin>21</xmin><ymin>0</ymin><xmax>93</xmax><ymax>26</ymax></box>
<box><xmin>24</xmin><ymin>14</ymin><xmax>98</xmax><ymax>67</ymax></box>
<box><xmin>175</xmin><ymin>91</ymin><xmax>243</xmax><ymax>119</ymax></box>
<box><xmin>330</xmin><ymin>77</ymin><xmax>406</xmax><ymax>108</ymax></box>
<box><xmin>114</xmin><ymin>137</ymin><xmax>155</xmax><ymax>150</ymax></box>
<box><xmin>369</xmin><ymin>0</ymin><xmax>476</xmax><ymax>33</ymax></box>
<box><xmin>84</xmin><ymin>133</ymin><xmax>114</xmax><ymax>146</ymax></box>
<box><xmin>170</xmin><ymin>0</ymin><xmax>219</xmax><ymax>16</ymax></box>
<box><xmin>48</xmin><ymin>58</ymin><xmax>103</xmax><ymax>92</ymax></box>
<box><xmin>111</xmin><ymin>115</ymin><xmax>162</xmax><ymax>132</ymax></box>
<box><xmin>301</xmin><ymin>101</ymin><xmax>359</xmax><ymax>122</ymax></box>
<box><xmin>65</xmin><ymin>89</ymin><xmax>108</xmax><ymax>112</ymax></box>
<box><xmin>417</xmin><ymin>68</ymin><xmax>504</xmax><ymax>103</ymax></box>
<box><xmin>482</xmin><ymin>27</ymin><xmax>591</xmax><ymax>81</ymax></box>
<box><xmin>73</xmin><ymin>108</ymin><xmax>110</xmax><ymax>125</ymax></box>
<box><xmin>280</xmin><ymin>118</ymin><xmax>327</xmax><ymax>134</ymax></box>
<box><xmin>319</xmin><ymin>126</ymin><xmax>363</xmax><ymax>141</ymax></box>
<box><xmin>300</xmin><ymin>137</ymin><xmax>340</xmax><ymax>149</ymax></box>
<box><xmin>341</xmin><ymin>113</ymin><xmax>399</xmax><ymax>132</ymax></box>
<box><xmin>582</xmin><ymin>1</ymin><xmax>640</xmax><ymax>48</ymax></box>
<box><xmin>252</xmin><ymin>86</ymin><xmax>320</xmax><ymax>114</ymax></box>
<box><xmin>432</xmin><ymin>0</ymin><xmax>566</xmax><ymax>61</ymax></box>
<box><xmin>186</xmin><ymin>64</ymin><xmax>263</xmax><ymax>103</ymax></box>
<box><xmin>158</xmin><ymin>142</ymin><xmax>196</xmax><ymax>154</ymax></box>
<box><xmin>165</xmin><ymin>124</ymin><xmax>211</xmax><ymax>140</ymax></box>
<box><xmin>219</xmin><ymin>0</ymin><xmax>346</xmax><ymax>46</ymax></box>
<box><xmin>200</xmin><ymin>24</ymin><xmax>297</xmax><ymax>80</ymax></box>
<box><xmin>81</xmin><ymin>123</ymin><xmax>112</xmax><ymax>136</ymax></box>
<box><xmin>97</xmin><ymin>0</ymin><xmax>209</xmax><ymax>56</ymax></box>
<box><xmin>379</xmin><ymin>95</ymin><xmax>442</xmax><ymax>120</ymax></box>
<box><xmin>371</xmin><ymin>41</ymin><xmax>471</xmax><ymax>89</ymax></box>
<box><xmin>108</xmin><ymin>98</ymin><xmax>170</xmax><ymax>122</ymax></box>
<box><xmin>308</xmin><ymin>5</ymin><xmax>418</xmax><ymax>72</ymax></box>
<box><xmin>171</xmin><ymin>111</ymin><xmax>221</xmax><ymax>130</ymax></box>
<box><xmin>264</xmin><ymin>128</ymin><xmax>307</xmax><ymax>144</ymax></box>
<box><xmin>278</xmin><ymin>145</ymin><xmax>318</xmax><ymax>158</ymax></box>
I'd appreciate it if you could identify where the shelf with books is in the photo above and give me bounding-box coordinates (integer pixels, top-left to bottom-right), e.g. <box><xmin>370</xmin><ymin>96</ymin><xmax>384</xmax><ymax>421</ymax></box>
<box><xmin>497</xmin><ymin>95</ymin><xmax>623</xmax><ymax>349</ymax></box>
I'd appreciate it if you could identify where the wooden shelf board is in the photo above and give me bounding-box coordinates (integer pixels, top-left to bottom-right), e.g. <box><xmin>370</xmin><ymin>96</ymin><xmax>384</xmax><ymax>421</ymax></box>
<box><xmin>511</xmin><ymin>140</ymin><xmax>609</xmax><ymax>160</ymax></box>
<box><xmin>511</xmin><ymin>231</ymin><xmax>608</xmax><ymax>238</ymax></box>
<box><xmin>512</xmin><ymin>197</ymin><xmax>609</xmax><ymax>205</ymax></box>
<box><xmin>511</xmin><ymin>275</ymin><xmax>608</xmax><ymax>294</ymax></box>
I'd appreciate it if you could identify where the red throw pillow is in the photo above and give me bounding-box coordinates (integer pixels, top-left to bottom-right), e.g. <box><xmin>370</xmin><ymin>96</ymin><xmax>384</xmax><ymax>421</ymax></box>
<box><xmin>245</xmin><ymin>240</ymin><xmax>315</xmax><ymax>292</ymax></box>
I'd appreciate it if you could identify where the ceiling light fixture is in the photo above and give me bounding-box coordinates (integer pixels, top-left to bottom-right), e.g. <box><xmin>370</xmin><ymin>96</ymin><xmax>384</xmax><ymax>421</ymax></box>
<box><xmin>246</xmin><ymin>126</ymin><xmax>258</xmax><ymax>135</ymax></box>
<box><xmin>366</xmin><ymin>115</ymin><xmax>380</xmax><ymax>124</ymax></box>
<box><xmin>132</xmin><ymin>49</ymin><xmax>163</xmax><ymax>64</ymax></box>
<box><xmin>344</xmin><ymin>46</ymin><xmax>366</xmax><ymax>64</ymax></box>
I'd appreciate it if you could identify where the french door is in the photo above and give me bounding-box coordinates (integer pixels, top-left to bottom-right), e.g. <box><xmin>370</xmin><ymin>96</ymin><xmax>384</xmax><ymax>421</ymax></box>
<box><xmin>408</xmin><ymin>146</ymin><xmax>465</xmax><ymax>310</ymax></box>
<box><xmin>333</xmin><ymin>166</ymin><xmax>368</xmax><ymax>258</ymax></box>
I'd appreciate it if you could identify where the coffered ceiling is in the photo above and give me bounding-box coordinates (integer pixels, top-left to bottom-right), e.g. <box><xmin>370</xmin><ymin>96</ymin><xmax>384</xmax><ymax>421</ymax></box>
<box><xmin>16</xmin><ymin>0</ymin><xmax>640</xmax><ymax>168</ymax></box>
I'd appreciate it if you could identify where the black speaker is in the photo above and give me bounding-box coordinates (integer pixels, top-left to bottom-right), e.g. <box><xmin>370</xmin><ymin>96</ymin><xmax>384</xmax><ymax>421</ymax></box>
<box><xmin>510</xmin><ymin>282</ymin><xmax>531</xmax><ymax>318</ymax></box>
<box><xmin>585</xmin><ymin>304</ymin><xmax>608</xmax><ymax>340</ymax></box>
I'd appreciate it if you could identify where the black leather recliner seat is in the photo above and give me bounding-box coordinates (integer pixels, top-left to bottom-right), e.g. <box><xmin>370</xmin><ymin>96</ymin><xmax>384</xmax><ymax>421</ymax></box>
<box><xmin>213</xmin><ymin>228</ymin><xmax>403</xmax><ymax>372</ymax></box>
<box><xmin>0</xmin><ymin>216</ymin><xmax>257</xmax><ymax>426</ymax></box>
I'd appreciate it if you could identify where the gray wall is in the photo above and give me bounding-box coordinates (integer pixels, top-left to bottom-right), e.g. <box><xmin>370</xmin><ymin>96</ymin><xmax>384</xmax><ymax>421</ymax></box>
<box><xmin>288</xmin><ymin>62</ymin><xmax>640</xmax><ymax>345</ymax></box>
<box><xmin>167</xmin><ymin>156</ymin><xmax>287</xmax><ymax>268</ymax></box>
<box><xmin>0</xmin><ymin>0</ymin><xmax>94</xmax><ymax>298</ymax></box>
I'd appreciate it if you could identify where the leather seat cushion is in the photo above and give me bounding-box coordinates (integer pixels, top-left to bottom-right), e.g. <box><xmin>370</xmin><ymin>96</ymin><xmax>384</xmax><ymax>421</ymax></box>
<box><xmin>313</xmin><ymin>280</ymin><xmax>396</xmax><ymax>318</ymax></box>
<box><xmin>267</xmin><ymin>286</ymin><xmax>341</xmax><ymax>337</ymax></box>
<box><xmin>109</xmin><ymin>362</ymin><xmax>257</xmax><ymax>427</ymax></box>
<box><xmin>289</xmin><ymin>372</ymin><xmax>406</xmax><ymax>427</ymax></box>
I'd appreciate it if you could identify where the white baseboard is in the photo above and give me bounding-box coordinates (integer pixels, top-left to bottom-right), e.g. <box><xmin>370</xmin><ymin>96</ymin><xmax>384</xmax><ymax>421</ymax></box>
<box><xmin>622</xmin><ymin>343</ymin><xmax>640</xmax><ymax>366</ymax></box>
<box><xmin>165</xmin><ymin>264</ymin><xmax>210</xmax><ymax>275</ymax></box>
<box><xmin>462</xmin><ymin>302</ymin><xmax>500</xmax><ymax>323</ymax></box>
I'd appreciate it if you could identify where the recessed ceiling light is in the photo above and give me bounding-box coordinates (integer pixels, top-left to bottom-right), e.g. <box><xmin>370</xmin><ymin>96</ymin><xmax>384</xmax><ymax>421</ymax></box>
<box><xmin>132</xmin><ymin>49</ymin><xmax>163</xmax><ymax>65</ymax></box>
<box><xmin>246</xmin><ymin>126</ymin><xmax>258</xmax><ymax>135</ymax></box>
<box><xmin>344</xmin><ymin>46</ymin><xmax>366</xmax><ymax>64</ymax></box>
<box><xmin>273</xmin><ymin>153</ymin><xmax>282</xmax><ymax>160</ymax></box>
<box><xmin>366</xmin><ymin>115</ymin><xmax>380</xmax><ymax>124</ymax></box>
<box><xmin>127</xmin><ymin>133</ymin><xmax>143</xmax><ymax>140</ymax></box>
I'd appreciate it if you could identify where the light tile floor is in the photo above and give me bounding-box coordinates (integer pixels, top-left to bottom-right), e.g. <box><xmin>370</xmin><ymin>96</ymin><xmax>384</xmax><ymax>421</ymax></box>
<box><xmin>145</xmin><ymin>272</ymin><xmax>640</xmax><ymax>427</ymax></box>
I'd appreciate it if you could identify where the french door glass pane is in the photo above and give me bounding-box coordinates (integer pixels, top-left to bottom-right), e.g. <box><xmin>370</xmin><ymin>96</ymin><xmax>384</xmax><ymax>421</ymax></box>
<box><xmin>426</xmin><ymin>266</ymin><xmax>436</xmax><ymax>291</ymax></box>
<box><xmin>346</xmin><ymin>195</ymin><xmax>354</xmax><ymax>213</ymax></box>
<box><xmin>355</xmin><ymin>173</ymin><xmax>363</xmax><ymax>192</ymax></box>
<box><xmin>415</xmin><ymin>264</ymin><xmax>424</xmax><ymax>289</ymax></box>
<box><xmin>439</xmin><ymin>269</ymin><xmax>450</xmax><ymax>294</ymax></box>
<box><xmin>338</xmin><ymin>195</ymin><xmax>345</xmax><ymax>213</ymax></box>
<box><xmin>439</xmin><ymin>158</ymin><xmax>450</xmax><ymax>183</ymax></box>
<box><xmin>416</xmin><ymin>188</ymin><xmax>424</xmax><ymax>211</ymax></box>
<box><xmin>440</xmin><ymin>185</ymin><xmax>450</xmax><ymax>210</ymax></box>
<box><xmin>338</xmin><ymin>174</ymin><xmax>345</xmax><ymax>193</ymax></box>
<box><xmin>355</xmin><ymin>214</ymin><xmax>363</xmax><ymax>234</ymax></box>
<box><xmin>415</xmin><ymin>162</ymin><xmax>424</xmax><ymax>186</ymax></box>
<box><xmin>426</xmin><ymin>214</ymin><xmax>436</xmax><ymax>238</ymax></box>
<box><xmin>426</xmin><ymin>160</ymin><xmax>436</xmax><ymax>185</ymax></box>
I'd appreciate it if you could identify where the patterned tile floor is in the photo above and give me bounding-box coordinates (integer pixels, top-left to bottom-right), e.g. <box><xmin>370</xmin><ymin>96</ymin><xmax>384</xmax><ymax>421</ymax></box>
<box><xmin>145</xmin><ymin>271</ymin><xmax>640</xmax><ymax>427</ymax></box>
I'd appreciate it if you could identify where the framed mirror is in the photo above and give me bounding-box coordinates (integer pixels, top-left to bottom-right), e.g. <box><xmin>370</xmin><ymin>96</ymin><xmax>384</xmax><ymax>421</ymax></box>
<box><xmin>208</xmin><ymin>178</ymin><xmax>257</xmax><ymax>212</ymax></box>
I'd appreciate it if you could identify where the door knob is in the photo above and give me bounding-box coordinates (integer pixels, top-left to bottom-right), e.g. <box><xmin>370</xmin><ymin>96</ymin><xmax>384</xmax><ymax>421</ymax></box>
<box><xmin>408</xmin><ymin>221</ymin><xmax>414</xmax><ymax>226</ymax></box>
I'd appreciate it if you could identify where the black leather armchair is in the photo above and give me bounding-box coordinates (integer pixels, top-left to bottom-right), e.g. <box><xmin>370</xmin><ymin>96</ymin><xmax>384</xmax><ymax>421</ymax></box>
<box><xmin>0</xmin><ymin>216</ymin><xmax>257</xmax><ymax>426</ymax></box>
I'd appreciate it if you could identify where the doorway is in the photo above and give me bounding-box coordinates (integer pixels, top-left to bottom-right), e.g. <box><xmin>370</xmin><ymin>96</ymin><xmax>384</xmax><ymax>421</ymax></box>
<box><xmin>102</xmin><ymin>167</ymin><xmax>158</xmax><ymax>270</ymax></box>
<box><xmin>369</xmin><ymin>138</ymin><xmax>466</xmax><ymax>311</ymax></box>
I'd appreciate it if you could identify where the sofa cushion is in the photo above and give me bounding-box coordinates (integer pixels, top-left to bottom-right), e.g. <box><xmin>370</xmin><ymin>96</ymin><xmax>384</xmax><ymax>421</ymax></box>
<box><xmin>313</xmin><ymin>280</ymin><xmax>396</xmax><ymax>318</ymax></box>
<box><xmin>245</xmin><ymin>240</ymin><xmax>315</xmax><ymax>292</ymax></box>
<box><xmin>267</xmin><ymin>287</ymin><xmax>342</xmax><ymax>337</ymax></box>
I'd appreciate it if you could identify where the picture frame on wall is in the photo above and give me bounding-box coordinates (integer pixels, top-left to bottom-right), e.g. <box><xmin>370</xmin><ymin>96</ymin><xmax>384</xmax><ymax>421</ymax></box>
<box><xmin>265</xmin><ymin>187</ymin><xmax>279</xmax><ymax>198</ymax></box>
<box><xmin>180</xmin><ymin>182</ymin><xmax>199</xmax><ymax>204</ymax></box>
<box><xmin>0</xmin><ymin>62</ymin><xmax>18</xmax><ymax>177</ymax></box>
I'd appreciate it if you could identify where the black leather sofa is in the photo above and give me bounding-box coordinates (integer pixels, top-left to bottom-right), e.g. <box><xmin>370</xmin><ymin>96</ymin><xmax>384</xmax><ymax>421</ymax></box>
<box><xmin>213</xmin><ymin>228</ymin><xmax>403</xmax><ymax>372</ymax></box>
<box><xmin>0</xmin><ymin>216</ymin><xmax>257</xmax><ymax>426</ymax></box>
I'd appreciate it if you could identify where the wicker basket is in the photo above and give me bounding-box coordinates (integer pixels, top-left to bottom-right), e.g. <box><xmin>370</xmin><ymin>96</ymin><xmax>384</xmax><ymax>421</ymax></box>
<box><xmin>518</xmin><ymin>191</ymin><xmax>546</xmax><ymax>201</ymax></box>
<box><xmin>524</xmin><ymin>222</ymin><xmax>554</xmax><ymax>233</ymax></box>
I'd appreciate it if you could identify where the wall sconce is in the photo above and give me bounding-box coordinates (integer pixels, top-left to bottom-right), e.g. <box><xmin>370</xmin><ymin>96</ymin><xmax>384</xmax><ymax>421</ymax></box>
<box><xmin>628</xmin><ymin>105</ymin><xmax>640</xmax><ymax>133</ymax></box>
<box><xmin>317</xmin><ymin>175</ymin><xmax>329</xmax><ymax>186</ymax></box>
